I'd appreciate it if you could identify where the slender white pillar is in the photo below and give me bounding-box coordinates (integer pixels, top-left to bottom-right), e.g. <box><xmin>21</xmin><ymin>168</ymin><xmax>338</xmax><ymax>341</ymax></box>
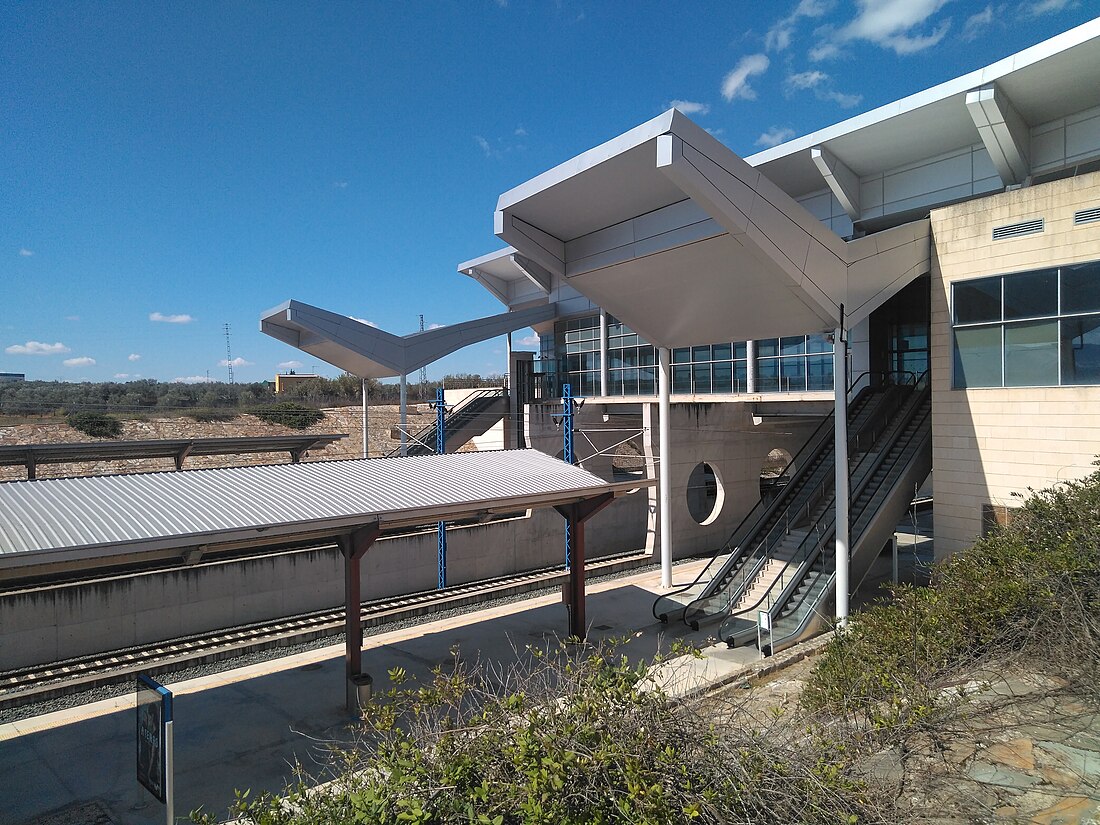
<box><xmin>399</xmin><ymin>374</ymin><xmax>408</xmax><ymax>456</ymax></box>
<box><xmin>658</xmin><ymin>346</ymin><xmax>673</xmax><ymax>588</ymax></box>
<box><xmin>599</xmin><ymin>311</ymin><xmax>609</xmax><ymax>397</ymax></box>
<box><xmin>365</xmin><ymin>380</ymin><xmax>374</xmax><ymax>462</ymax></box>
<box><xmin>833</xmin><ymin>327</ymin><xmax>849</xmax><ymax>627</ymax></box>
<box><xmin>745</xmin><ymin>339</ymin><xmax>757</xmax><ymax>394</ymax></box>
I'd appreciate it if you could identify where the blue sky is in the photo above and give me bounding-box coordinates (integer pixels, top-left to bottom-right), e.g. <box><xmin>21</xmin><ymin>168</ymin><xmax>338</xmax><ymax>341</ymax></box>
<box><xmin>2</xmin><ymin>1</ymin><xmax>1096</xmax><ymax>385</ymax></box>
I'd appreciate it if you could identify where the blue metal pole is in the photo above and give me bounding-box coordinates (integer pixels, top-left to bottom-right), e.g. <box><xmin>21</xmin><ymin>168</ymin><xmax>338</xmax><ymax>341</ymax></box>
<box><xmin>436</xmin><ymin>388</ymin><xmax>448</xmax><ymax>589</ymax></box>
<box><xmin>563</xmin><ymin>383</ymin><xmax>574</xmax><ymax>568</ymax></box>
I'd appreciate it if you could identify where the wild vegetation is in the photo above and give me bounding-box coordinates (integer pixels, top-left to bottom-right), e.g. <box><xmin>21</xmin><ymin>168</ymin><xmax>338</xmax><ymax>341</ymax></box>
<box><xmin>0</xmin><ymin>373</ymin><xmax>505</xmax><ymax>419</ymax></box>
<box><xmin>65</xmin><ymin>411</ymin><xmax>122</xmax><ymax>438</ymax></box>
<box><xmin>251</xmin><ymin>402</ymin><xmax>326</xmax><ymax>430</ymax></box>
<box><xmin>192</xmin><ymin>470</ymin><xmax>1100</xmax><ymax>824</ymax></box>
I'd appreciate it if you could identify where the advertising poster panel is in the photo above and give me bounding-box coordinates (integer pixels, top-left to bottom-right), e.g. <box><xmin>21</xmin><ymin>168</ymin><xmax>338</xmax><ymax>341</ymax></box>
<box><xmin>136</xmin><ymin>674</ymin><xmax>171</xmax><ymax>803</ymax></box>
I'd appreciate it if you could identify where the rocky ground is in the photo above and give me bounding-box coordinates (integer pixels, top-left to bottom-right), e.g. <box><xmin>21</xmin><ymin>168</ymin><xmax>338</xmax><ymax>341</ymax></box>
<box><xmin>0</xmin><ymin>404</ymin><xmax>435</xmax><ymax>482</ymax></box>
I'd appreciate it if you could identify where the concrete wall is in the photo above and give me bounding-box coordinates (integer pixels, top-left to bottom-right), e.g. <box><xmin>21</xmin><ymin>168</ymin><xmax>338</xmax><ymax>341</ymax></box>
<box><xmin>0</xmin><ymin>495</ymin><xmax>644</xmax><ymax>670</ymax></box>
<box><xmin>525</xmin><ymin>398</ymin><xmax>820</xmax><ymax>561</ymax></box>
<box><xmin>929</xmin><ymin>171</ymin><xmax>1100</xmax><ymax>557</ymax></box>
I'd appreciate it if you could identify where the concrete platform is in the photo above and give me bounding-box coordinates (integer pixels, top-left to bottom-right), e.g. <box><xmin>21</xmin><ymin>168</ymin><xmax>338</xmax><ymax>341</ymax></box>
<box><xmin>0</xmin><ymin>523</ymin><xmax>934</xmax><ymax>825</ymax></box>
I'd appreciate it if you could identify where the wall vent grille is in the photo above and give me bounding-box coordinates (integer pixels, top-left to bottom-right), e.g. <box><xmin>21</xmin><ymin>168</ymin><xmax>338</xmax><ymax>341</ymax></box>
<box><xmin>992</xmin><ymin>218</ymin><xmax>1044</xmax><ymax>240</ymax></box>
<box><xmin>1075</xmin><ymin>207</ymin><xmax>1100</xmax><ymax>226</ymax></box>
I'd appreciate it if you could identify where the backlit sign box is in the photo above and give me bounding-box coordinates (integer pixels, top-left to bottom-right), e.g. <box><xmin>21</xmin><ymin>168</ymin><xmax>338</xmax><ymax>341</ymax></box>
<box><xmin>136</xmin><ymin>674</ymin><xmax>172</xmax><ymax>803</ymax></box>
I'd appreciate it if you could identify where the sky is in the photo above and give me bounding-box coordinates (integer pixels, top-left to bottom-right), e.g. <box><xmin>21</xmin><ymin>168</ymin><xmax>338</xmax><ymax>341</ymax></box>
<box><xmin>2</xmin><ymin>1</ymin><xmax>1097</xmax><ymax>386</ymax></box>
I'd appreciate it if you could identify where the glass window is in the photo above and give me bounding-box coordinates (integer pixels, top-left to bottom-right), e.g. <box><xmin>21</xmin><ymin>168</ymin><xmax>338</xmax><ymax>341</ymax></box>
<box><xmin>692</xmin><ymin>364</ymin><xmax>711</xmax><ymax>393</ymax></box>
<box><xmin>954</xmin><ymin>276</ymin><xmax>1001</xmax><ymax>324</ymax></box>
<box><xmin>712</xmin><ymin>343</ymin><xmax>732</xmax><ymax>361</ymax></box>
<box><xmin>780</xmin><ymin>358</ymin><xmax>806</xmax><ymax>391</ymax></box>
<box><xmin>672</xmin><ymin>365</ymin><xmax>691</xmax><ymax>394</ymax></box>
<box><xmin>757</xmin><ymin>338</ymin><xmax>779</xmax><ymax>358</ymax></box>
<box><xmin>1004</xmin><ymin>269</ymin><xmax>1057</xmax><ymax>320</ymax></box>
<box><xmin>691</xmin><ymin>345</ymin><xmax>711</xmax><ymax>362</ymax></box>
<box><xmin>671</xmin><ymin>347</ymin><xmax>690</xmax><ymax>363</ymax></box>
<box><xmin>1062</xmin><ymin>262</ymin><xmax>1100</xmax><ymax>314</ymax></box>
<box><xmin>806</xmin><ymin>355</ymin><xmax>833</xmax><ymax>391</ymax></box>
<box><xmin>1004</xmin><ymin>321</ymin><xmax>1059</xmax><ymax>386</ymax></box>
<box><xmin>1061</xmin><ymin>316</ymin><xmax>1100</xmax><ymax>385</ymax></box>
<box><xmin>757</xmin><ymin>359</ymin><xmax>779</xmax><ymax>392</ymax></box>
<box><xmin>953</xmin><ymin>326</ymin><xmax>1002</xmax><ymax>388</ymax></box>
<box><xmin>806</xmin><ymin>333</ymin><xmax>832</xmax><ymax>354</ymax></box>
<box><xmin>712</xmin><ymin>361</ymin><xmax>732</xmax><ymax>393</ymax></box>
<box><xmin>638</xmin><ymin>367</ymin><xmax>656</xmax><ymax>395</ymax></box>
<box><xmin>780</xmin><ymin>336</ymin><xmax>806</xmax><ymax>356</ymax></box>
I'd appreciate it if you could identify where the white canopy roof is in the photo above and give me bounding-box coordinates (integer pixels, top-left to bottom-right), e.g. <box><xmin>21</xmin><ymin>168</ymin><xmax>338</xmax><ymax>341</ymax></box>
<box><xmin>261</xmin><ymin>299</ymin><xmax>555</xmax><ymax>379</ymax></box>
<box><xmin>494</xmin><ymin>109</ymin><xmax>929</xmax><ymax>348</ymax></box>
<box><xmin>0</xmin><ymin>450</ymin><xmax>632</xmax><ymax>573</ymax></box>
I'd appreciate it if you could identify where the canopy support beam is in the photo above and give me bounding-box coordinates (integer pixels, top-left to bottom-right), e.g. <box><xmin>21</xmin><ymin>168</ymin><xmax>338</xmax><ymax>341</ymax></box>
<box><xmin>555</xmin><ymin>491</ymin><xmax>615</xmax><ymax>639</ymax></box>
<box><xmin>339</xmin><ymin>522</ymin><xmax>381</xmax><ymax>711</ymax></box>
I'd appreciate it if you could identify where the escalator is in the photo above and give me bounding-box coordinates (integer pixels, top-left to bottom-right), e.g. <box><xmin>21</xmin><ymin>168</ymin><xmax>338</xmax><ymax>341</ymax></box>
<box><xmin>718</xmin><ymin>374</ymin><xmax>932</xmax><ymax>652</ymax></box>
<box><xmin>389</xmin><ymin>388</ymin><xmax>508</xmax><ymax>457</ymax></box>
<box><xmin>652</xmin><ymin>373</ymin><xmax>917</xmax><ymax>629</ymax></box>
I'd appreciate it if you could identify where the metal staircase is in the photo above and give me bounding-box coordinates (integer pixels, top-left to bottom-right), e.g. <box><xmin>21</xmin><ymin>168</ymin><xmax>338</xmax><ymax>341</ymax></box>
<box><xmin>389</xmin><ymin>388</ymin><xmax>508</xmax><ymax>457</ymax></box>
<box><xmin>718</xmin><ymin>374</ymin><xmax>932</xmax><ymax>652</ymax></box>
<box><xmin>652</xmin><ymin>373</ymin><xmax>917</xmax><ymax>629</ymax></box>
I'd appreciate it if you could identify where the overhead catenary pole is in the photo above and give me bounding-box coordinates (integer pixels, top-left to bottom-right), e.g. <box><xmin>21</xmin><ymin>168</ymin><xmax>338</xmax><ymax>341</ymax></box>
<box><xmin>658</xmin><ymin>346</ymin><xmax>672</xmax><ymax>588</ymax></box>
<box><xmin>436</xmin><ymin>387</ymin><xmax>448</xmax><ymax>589</ymax></box>
<box><xmin>399</xmin><ymin>373</ymin><xmax>408</xmax><ymax>456</ymax></box>
<box><xmin>562</xmin><ymin>383</ymin><xmax>574</xmax><ymax>568</ymax></box>
<box><xmin>361</xmin><ymin>378</ymin><xmax>369</xmax><ymax>459</ymax></box>
<box><xmin>833</xmin><ymin>317</ymin><xmax>850</xmax><ymax>628</ymax></box>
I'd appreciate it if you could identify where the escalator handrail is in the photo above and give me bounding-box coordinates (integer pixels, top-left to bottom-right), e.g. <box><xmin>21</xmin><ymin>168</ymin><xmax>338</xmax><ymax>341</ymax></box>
<box><xmin>389</xmin><ymin>387</ymin><xmax>506</xmax><ymax>456</ymax></box>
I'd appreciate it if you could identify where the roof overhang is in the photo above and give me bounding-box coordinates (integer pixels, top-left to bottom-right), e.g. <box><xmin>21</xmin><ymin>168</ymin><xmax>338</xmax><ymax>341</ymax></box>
<box><xmin>495</xmin><ymin>109</ymin><xmax>929</xmax><ymax>347</ymax></box>
<box><xmin>458</xmin><ymin>247</ymin><xmax>555</xmax><ymax>310</ymax></box>
<box><xmin>260</xmin><ymin>300</ymin><xmax>555</xmax><ymax>378</ymax></box>
<box><xmin>0</xmin><ymin>450</ymin><xmax>652</xmax><ymax>578</ymax></box>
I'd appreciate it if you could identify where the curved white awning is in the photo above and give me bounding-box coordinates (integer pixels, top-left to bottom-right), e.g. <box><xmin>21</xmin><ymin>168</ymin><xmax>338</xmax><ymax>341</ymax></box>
<box><xmin>260</xmin><ymin>299</ymin><xmax>555</xmax><ymax>379</ymax></box>
<box><xmin>495</xmin><ymin>109</ymin><xmax>930</xmax><ymax>347</ymax></box>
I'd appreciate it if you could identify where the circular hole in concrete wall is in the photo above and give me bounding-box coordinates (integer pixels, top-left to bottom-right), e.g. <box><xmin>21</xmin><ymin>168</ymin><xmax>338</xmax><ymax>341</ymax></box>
<box><xmin>686</xmin><ymin>461</ymin><xmax>724</xmax><ymax>525</ymax></box>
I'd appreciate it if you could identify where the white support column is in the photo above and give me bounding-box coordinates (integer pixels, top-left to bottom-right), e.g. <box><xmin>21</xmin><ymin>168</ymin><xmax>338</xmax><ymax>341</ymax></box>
<box><xmin>399</xmin><ymin>374</ymin><xmax>408</xmax><ymax>456</ymax></box>
<box><xmin>367</xmin><ymin>380</ymin><xmax>376</xmax><ymax>462</ymax></box>
<box><xmin>745</xmin><ymin>339</ymin><xmax>756</xmax><ymax>394</ymax></box>
<box><xmin>833</xmin><ymin>327</ymin><xmax>849</xmax><ymax>627</ymax></box>
<box><xmin>658</xmin><ymin>346</ymin><xmax>673</xmax><ymax>588</ymax></box>
<box><xmin>599</xmin><ymin>310</ymin><xmax>609</xmax><ymax>397</ymax></box>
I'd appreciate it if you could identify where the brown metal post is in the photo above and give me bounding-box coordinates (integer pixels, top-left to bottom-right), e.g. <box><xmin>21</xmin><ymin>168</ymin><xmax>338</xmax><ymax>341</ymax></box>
<box><xmin>555</xmin><ymin>492</ymin><xmax>615</xmax><ymax>641</ymax></box>
<box><xmin>338</xmin><ymin>523</ymin><xmax>380</xmax><ymax>700</ymax></box>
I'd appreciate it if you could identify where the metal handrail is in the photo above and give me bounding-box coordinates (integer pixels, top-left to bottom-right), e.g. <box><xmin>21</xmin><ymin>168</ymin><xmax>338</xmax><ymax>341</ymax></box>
<box><xmin>389</xmin><ymin>387</ymin><xmax>506</xmax><ymax>456</ymax></box>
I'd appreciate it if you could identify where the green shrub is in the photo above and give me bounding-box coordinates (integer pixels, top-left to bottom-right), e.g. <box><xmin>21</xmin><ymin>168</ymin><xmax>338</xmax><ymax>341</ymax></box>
<box><xmin>251</xmin><ymin>402</ymin><xmax>324</xmax><ymax>430</ymax></box>
<box><xmin>66</xmin><ymin>411</ymin><xmax>122</xmax><ymax>439</ymax></box>
<box><xmin>192</xmin><ymin>641</ymin><xmax>885</xmax><ymax>825</ymax></box>
<box><xmin>186</xmin><ymin>408</ymin><xmax>239</xmax><ymax>423</ymax></box>
<box><xmin>803</xmin><ymin>465</ymin><xmax>1100</xmax><ymax>729</ymax></box>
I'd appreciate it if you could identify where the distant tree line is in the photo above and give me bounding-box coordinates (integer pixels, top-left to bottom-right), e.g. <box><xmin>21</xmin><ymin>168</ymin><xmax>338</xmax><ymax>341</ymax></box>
<box><xmin>0</xmin><ymin>373</ymin><xmax>505</xmax><ymax>417</ymax></box>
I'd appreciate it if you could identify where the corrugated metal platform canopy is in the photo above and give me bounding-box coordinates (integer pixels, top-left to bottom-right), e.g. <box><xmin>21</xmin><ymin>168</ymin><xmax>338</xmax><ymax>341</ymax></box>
<box><xmin>0</xmin><ymin>449</ymin><xmax>630</xmax><ymax>574</ymax></box>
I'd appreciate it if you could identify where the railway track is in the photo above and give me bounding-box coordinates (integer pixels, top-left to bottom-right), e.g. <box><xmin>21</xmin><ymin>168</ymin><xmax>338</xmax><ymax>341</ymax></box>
<box><xmin>0</xmin><ymin>550</ymin><xmax>651</xmax><ymax>712</ymax></box>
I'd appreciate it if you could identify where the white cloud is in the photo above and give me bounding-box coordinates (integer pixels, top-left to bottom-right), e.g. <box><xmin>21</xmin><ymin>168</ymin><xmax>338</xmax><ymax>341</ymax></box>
<box><xmin>63</xmin><ymin>356</ymin><xmax>96</xmax><ymax>367</ymax></box>
<box><xmin>427</xmin><ymin>322</ymin><xmax>445</xmax><ymax>330</ymax></box>
<box><xmin>128</xmin><ymin>353</ymin><xmax>141</xmax><ymax>361</ymax></box>
<box><xmin>705</xmin><ymin>127</ymin><xmax>726</xmax><ymax>137</ymax></box>
<box><xmin>219</xmin><ymin>357</ymin><xmax>253</xmax><ymax>368</ymax></box>
<box><xmin>786</xmin><ymin>70</ymin><xmax>828</xmax><ymax>90</ymax></box>
<box><xmin>150</xmin><ymin>312</ymin><xmax>194</xmax><ymax>324</ymax></box>
<box><xmin>824</xmin><ymin>89</ymin><xmax>863</xmax><ymax>108</ymax></box>
<box><xmin>820</xmin><ymin>0</ymin><xmax>952</xmax><ymax>57</ymax></box>
<box><xmin>961</xmin><ymin>5</ymin><xmax>994</xmax><ymax>40</ymax></box>
<box><xmin>721</xmin><ymin>54</ymin><xmax>770</xmax><ymax>102</ymax></box>
<box><xmin>766</xmin><ymin>0</ymin><xmax>833</xmax><ymax>51</ymax></box>
<box><xmin>333</xmin><ymin>180</ymin><xmax>349</xmax><ymax>188</ymax></box>
<box><xmin>514</xmin><ymin>126</ymin><xmax>528</xmax><ymax>136</ymax></box>
<box><xmin>5</xmin><ymin>340</ymin><xmax>71</xmax><ymax>356</ymax></box>
<box><xmin>756</xmin><ymin>126</ymin><xmax>797</xmax><ymax>148</ymax></box>
<box><xmin>474</xmin><ymin>135</ymin><xmax>494</xmax><ymax>157</ymax></box>
<box><xmin>667</xmin><ymin>99</ymin><xmax>711</xmax><ymax>115</ymax></box>
<box><xmin>348</xmin><ymin>316</ymin><xmax>377</xmax><ymax>327</ymax></box>
<box><xmin>19</xmin><ymin>248</ymin><xmax>33</xmax><ymax>257</ymax></box>
<box><xmin>1021</xmin><ymin>0</ymin><xmax>1072</xmax><ymax>16</ymax></box>
<box><xmin>173</xmin><ymin>375</ymin><xmax>214</xmax><ymax>384</ymax></box>
<box><xmin>65</xmin><ymin>315</ymin><xmax>80</xmax><ymax>321</ymax></box>
<box><xmin>114</xmin><ymin>373</ymin><xmax>131</xmax><ymax>379</ymax></box>
<box><xmin>278</xmin><ymin>360</ymin><xmax>303</xmax><ymax>370</ymax></box>
<box><xmin>518</xmin><ymin>333</ymin><xmax>540</xmax><ymax>347</ymax></box>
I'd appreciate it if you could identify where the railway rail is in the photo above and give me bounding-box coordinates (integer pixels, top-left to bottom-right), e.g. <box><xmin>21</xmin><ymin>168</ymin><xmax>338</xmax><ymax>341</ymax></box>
<box><xmin>0</xmin><ymin>549</ymin><xmax>651</xmax><ymax>712</ymax></box>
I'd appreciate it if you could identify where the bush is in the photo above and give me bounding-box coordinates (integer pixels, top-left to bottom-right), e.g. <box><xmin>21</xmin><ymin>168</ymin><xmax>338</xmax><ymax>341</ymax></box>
<box><xmin>66</xmin><ymin>411</ymin><xmax>122</xmax><ymax>439</ymax></box>
<box><xmin>186</xmin><ymin>408</ymin><xmax>239</xmax><ymax>423</ymax></box>
<box><xmin>251</xmin><ymin>402</ymin><xmax>324</xmax><ymax>430</ymax></box>
<box><xmin>802</xmin><ymin>465</ymin><xmax>1100</xmax><ymax>729</ymax></box>
<box><xmin>192</xmin><ymin>641</ymin><xmax>887</xmax><ymax>825</ymax></box>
